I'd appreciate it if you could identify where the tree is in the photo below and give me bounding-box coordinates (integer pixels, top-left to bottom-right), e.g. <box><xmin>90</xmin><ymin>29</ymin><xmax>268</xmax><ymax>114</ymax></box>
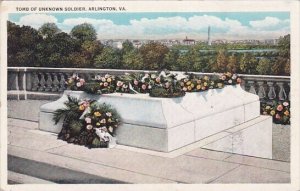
<box><xmin>122</xmin><ymin>40</ymin><xmax>135</xmax><ymax>53</ymax></box>
<box><xmin>214</xmin><ymin>49</ymin><xmax>227</xmax><ymax>72</ymax></box>
<box><xmin>38</xmin><ymin>23</ymin><xmax>61</xmax><ymax>38</ymax></box>
<box><xmin>139</xmin><ymin>42</ymin><xmax>169</xmax><ymax>70</ymax></box>
<box><xmin>227</xmin><ymin>53</ymin><xmax>238</xmax><ymax>73</ymax></box>
<box><xmin>93</xmin><ymin>47</ymin><xmax>121</xmax><ymax>69</ymax></box>
<box><xmin>36</xmin><ymin>32</ymin><xmax>80</xmax><ymax>67</ymax></box>
<box><xmin>239</xmin><ymin>53</ymin><xmax>258</xmax><ymax>74</ymax></box>
<box><xmin>7</xmin><ymin>21</ymin><xmax>42</xmax><ymax>67</ymax></box>
<box><xmin>122</xmin><ymin>50</ymin><xmax>143</xmax><ymax>69</ymax></box>
<box><xmin>70</xmin><ymin>23</ymin><xmax>97</xmax><ymax>42</ymax></box>
<box><xmin>163</xmin><ymin>49</ymin><xmax>180</xmax><ymax>70</ymax></box>
<box><xmin>256</xmin><ymin>58</ymin><xmax>271</xmax><ymax>75</ymax></box>
<box><xmin>275</xmin><ymin>34</ymin><xmax>290</xmax><ymax>76</ymax></box>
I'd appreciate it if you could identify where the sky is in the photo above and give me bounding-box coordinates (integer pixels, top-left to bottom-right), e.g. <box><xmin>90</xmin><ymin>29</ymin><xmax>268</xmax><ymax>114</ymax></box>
<box><xmin>9</xmin><ymin>12</ymin><xmax>290</xmax><ymax>40</ymax></box>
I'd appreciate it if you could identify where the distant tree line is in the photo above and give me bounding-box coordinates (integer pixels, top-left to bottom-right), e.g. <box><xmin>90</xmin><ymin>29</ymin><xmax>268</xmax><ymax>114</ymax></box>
<box><xmin>7</xmin><ymin>21</ymin><xmax>290</xmax><ymax>75</ymax></box>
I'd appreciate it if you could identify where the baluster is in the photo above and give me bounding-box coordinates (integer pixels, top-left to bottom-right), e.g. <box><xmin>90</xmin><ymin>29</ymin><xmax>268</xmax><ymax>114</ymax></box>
<box><xmin>288</xmin><ymin>83</ymin><xmax>290</xmax><ymax>101</ymax></box>
<box><xmin>277</xmin><ymin>82</ymin><xmax>287</xmax><ymax>101</ymax></box>
<box><xmin>247</xmin><ymin>81</ymin><xmax>256</xmax><ymax>95</ymax></box>
<box><xmin>267</xmin><ymin>82</ymin><xmax>276</xmax><ymax>100</ymax></box>
<box><xmin>52</xmin><ymin>73</ymin><xmax>60</xmax><ymax>92</ymax></box>
<box><xmin>66</xmin><ymin>73</ymin><xmax>74</xmax><ymax>90</ymax></box>
<box><xmin>38</xmin><ymin>73</ymin><xmax>46</xmax><ymax>91</ymax></box>
<box><xmin>31</xmin><ymin>72</ymin><xmax>39</xmax><ymax>91</ymax></box>
<box><xmin>257</xmin><ymin>81</ymin><xmax>266</xmax><ymax>99</ymax></box>
<box><xmin>45</xmin><ymin>73</ymin><xmax>53</xmax><ymax>91</ymax></box>
<box><xmin>59</xmin><ymin>73</ymin><xmax>66</xmax><ymax>92</ymax></box>
<box><xmin>240</xmin><ymin>79</ymin><xmax>246</xmax><ymax>90</ymax></box>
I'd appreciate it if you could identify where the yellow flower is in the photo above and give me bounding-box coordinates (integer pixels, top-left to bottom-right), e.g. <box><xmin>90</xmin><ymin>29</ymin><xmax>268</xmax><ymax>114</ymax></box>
<box><xmin>203</xmin><ymin>82</ymin><xmax>208</xmax><ymax>86</ymax></box>
<box><xmin>226</xmin><ymin>72</ymin><xmax>232</xmax><ymax>77</ymax></box>
<box><xmin>265</xmin><ymin>106</ymin><xmax>271</xmax><ymax>110</ymax></box>
<box><xmin>284</xmin><ymin>110</ymin><xmax>289</xmax><ymax>116</ymax></box>
<box><xmin>186</xmin><ymin>81</ymin><xmax>191</xmax><ymax>86</ymax></box>
<box><xmin>96</xmin><ymin>122</ymin><xmax>101</xmax><ymax>126</ymax></box>
<box><xmin>68</xmin><ymin>79</ymin><xmax>73</xmax><ymax>84</ymax></box>
<box><xmin>187</xmin><ymin>86</ymin><xmax>192</xmax><ymax>91</ymax></box>
<box><xmin>270</xmin><ymin>110</ymin><xmax>276</xmax><ymax>116</ymax></box>
<box><xmin>79</xmin><ymin>105</ymin><xmax>85</xmax><ymax>111</ymax></box>
<box><xmin>197</xmin><ymin>80</ymin><xmax>201</xmax><ymax>84</ymax></box>
<box><xmin>107</xmin><ymin>78</ymin><xmax>112</xmax><ymax>82</ymax></box>
<box><xmin>94</xmin><ymin>111</ymin><xmax>101</xmax><ymax>117</ymax></box>
<box><xmin>196</xmin><ymin>85</ymin><xmax>201</xmax><ymax>90</ymax></box>
<box><xmin>190</xmin><ymin>83</ymin><xmax>195</xmax><ymax>88</ymax></box>
<box><xmin>204</xmin><ymin>76</ymin><xmax>209</xmax><ymax>81</ymax></box>
<box><xmin>217</xmin><ymin>83</ymin><xmax>223</xmax><ymax>88</ymax></box>
<box><xmin>108</xmin><ymin>118</ymin><xmax>112</xmax><ymax>123</ymax></box>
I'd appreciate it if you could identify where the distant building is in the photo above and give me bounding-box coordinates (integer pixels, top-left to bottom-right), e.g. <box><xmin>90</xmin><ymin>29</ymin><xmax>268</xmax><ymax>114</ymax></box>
<box><xmin>263</xmin><ymin>39</ymin><xmax>279</xmax><ymax>45</ymax></box>
<box><xmin>183</xmin><ymin>36</ymin><xmax>196</xmax><ymax>45</ymax></box>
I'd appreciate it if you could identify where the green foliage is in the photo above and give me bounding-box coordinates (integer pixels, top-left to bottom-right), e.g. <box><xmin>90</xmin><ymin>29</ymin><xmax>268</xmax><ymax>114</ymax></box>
<box><xmin>239</xmin><ymin>53</ymin><xmax>258</xmax><ymax>74</ymax></box>
<box><xmin>139</xmin><ymin>42</ymin><xmax>169</xmax><ymax>70</ymax></box>
<box><xmin>38</xmin><ymin>23</ymin><xmax>61</xmax><ymax>38</ymax></box>
<box><xmin>70</xmin><ymin>23</ymin><xmax>97</xmax><ymax>42</ymax></box>
<box><xmin>256</xmin><ymin>58</ymin><xmax>271</xmax><ymax>75</ymax></box>
<box><xmin>122</xmin><ymin>50</ymin><xmax>143</xmax><ymax>69</ymax></box>
<box><xmin>52</xmin><ymin>96</ymin><xmax>81</xmax><ymax>124</ymax></box>
<box><xmin>69</xmin><ymin>120</ymin><xmax>84</xmax><ymax>134</ymax></box>
<box><xmin>93</xmin><ymin>47</ymin><xmax>121</xmax><ymax>69</ymax></box>
<box><xmin>7</xmin><ymin>21</ymin><xmax>290</xmax><ymax>75</ymax></box>
<box><xmin>227</xmin><ymin>53</ymin><xmax>238</xmax><ymax>73</ymax></box>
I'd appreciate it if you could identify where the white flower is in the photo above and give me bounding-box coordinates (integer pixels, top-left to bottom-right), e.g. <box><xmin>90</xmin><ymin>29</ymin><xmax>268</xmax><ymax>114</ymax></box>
<box><xmin>150</xmin><ymin>74</ymin><xmax>156</xmax><ymax>79</ymax></box>
<box><xmin>232</xmin><ymin>74</ymin><xmax>237</xmax><ymax>80</ymax></box>
<box><xmin>85</xmin><ymin>117</ymin><xmax>91</xmax><ymax>124</ymax></box>
<box><xmin>105</xmin><ymin>74</ymin><xmax>110</xmax><ymax>78</ymax></box>
<box><xmin>95</xmin><ymin>128</ymin><xmax>112</xmax><ymax>142</ymax></box>
<box><xmin>148</xmin><ymin>85</ymin><xmax>152</xmax><ymax>89</ymax></box>
<box><xmin>101</xmin><ymin>77</ymin><xmax>106</xmax><ymax>82</ymax></box>
<box><xmin>228</xmin><ymin>79</ymin><xmax>232</xmax><ymax>84</ymax></box>
<box><xmin>106</xmin><ymin>112</ymin><xmax>112</xmax><ymax>117</ymax></box>
<box><xmin>122</xmin><ymin>84</ymin><xmax>128</xmax><ymax>89</ymax></box>
<box><xmin>283</xmin><ymin>102</ymin><xmax>289</xmax><ymax>107</ymax></box>
<box><xmin>86</xmin><ymin>124</ymin><xmax>93</xmax><ymax>130</ymax></box>
<box><xmin>100</xmin><ymin>118</ymin><xmax>106</xmax><ymax>124</ymax></box>
<box><xmin>95</xmin><ymin>75</ymin><xmax>101</xmax><ymax>80</ymax></box>
<box><xmin>76</xmin><ymin>82</ymin><xmax>82</xmax><ymax>87</ymax></box>
<box><xmin>108</xmin><ymin>126</ymin><xmax>114</xmax><ymax>133</ymax></box>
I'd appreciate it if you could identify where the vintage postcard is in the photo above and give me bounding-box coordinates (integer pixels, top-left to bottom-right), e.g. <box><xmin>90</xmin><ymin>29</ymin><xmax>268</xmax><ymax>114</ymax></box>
<box><xmin>0</xmin><ymin>1</ymin><xmax>299</xmax><ymax>191</ymax></box>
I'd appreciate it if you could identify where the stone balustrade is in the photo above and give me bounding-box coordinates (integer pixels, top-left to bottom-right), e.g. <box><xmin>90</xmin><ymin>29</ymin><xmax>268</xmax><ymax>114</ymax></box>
<box><xmin>7</xmin><ymin>67</ymin><xmax>290</xmax><ymax>101</ymax></box>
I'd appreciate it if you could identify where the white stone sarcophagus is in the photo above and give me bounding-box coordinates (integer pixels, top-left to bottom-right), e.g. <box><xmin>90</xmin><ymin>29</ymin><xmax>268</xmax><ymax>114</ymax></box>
<box><xmin>39</xmin><ymin>85</ymin><xmax>270</xmax><ymax>153</ymax></box>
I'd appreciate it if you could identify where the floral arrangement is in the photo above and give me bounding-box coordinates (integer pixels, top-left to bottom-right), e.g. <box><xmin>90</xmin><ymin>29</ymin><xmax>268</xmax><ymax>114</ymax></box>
<box><xmin>261</xmin><ymin>100</ymin><xmax>290</xmax><ymax>125</ymax></box>
<box><xmin>53</xmin><ymin>96</ymin><xmax>121</xmax><ymax>148</ymax></box>
<box><xmin>66</xmin><ymin>74</ymin><xmax>86</xmax><ymax>91</ymax></box>
<box><xmin>65</xmin><ymin>71</ymin><xmax>241</xmax><ymax>98</ymax></box>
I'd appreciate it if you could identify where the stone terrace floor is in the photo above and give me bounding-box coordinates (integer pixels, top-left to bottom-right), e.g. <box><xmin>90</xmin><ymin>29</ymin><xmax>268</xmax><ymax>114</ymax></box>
<box><xmin>5</xmin><ymin>100</ymin><xmax>291</xmax><ymax>184</ymax></box>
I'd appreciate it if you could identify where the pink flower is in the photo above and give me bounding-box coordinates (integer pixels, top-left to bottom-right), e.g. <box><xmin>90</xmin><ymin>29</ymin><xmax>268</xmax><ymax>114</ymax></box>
<box><xmin>277</xmin><ymin>105</ymin><xmax>283</xmax><ymax>111</ymax></box>
<box><xmin>85</xmin><ymin>117</ymin><xmax>92</xmax><ymax>124</ymax></box>
<box><xmin>104</xmin><ymin>82</ymin><xmax>108</xmax><ymax>87</ymax></box>
<box><xmin>165</xmin><ymin>82</ymin><xmax>170</xmax><ymax>88</ymax></box>
<box><xmin>80</xmin><ymin>78</ymin><xmax>85</xmax><ymax>85</ymax></box>
<box><xmin>142</xmin><ymin>84</ymin><xmax>147</xmax><ymax>90</ymax></box>
<box><xmin>117</xmin><ymin>81</ymin><xmax>123</xmax><ymax>87</ymax></box>
<box><xmin>237</xmin><ymin>78</ymin><xmax>242</xmax><ymax>84</ymax></box>
<box><xmin>221</xmin><ymin>75</ymin><xmax>226</xmax><ymax>80</ymax></box>
<box><xmin>275</xmin><ymin>114</ymin><xmax>281</xmax><ymax>119</ymax></box>
<box><xmin>134</xmin><ymin>80</ymin><xmax>139</xmax><ymax>85</ymax></box>
<box><xmin>155</xmin><ymin>77</ymin><xmax>161</xmax><ymax>83</ymax></box>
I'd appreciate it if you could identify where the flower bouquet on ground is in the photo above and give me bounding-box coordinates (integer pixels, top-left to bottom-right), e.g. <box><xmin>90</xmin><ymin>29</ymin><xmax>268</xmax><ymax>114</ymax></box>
<box><xmin>53</xmin><ymin>95</ymin><xmax>121</xmax><ymax>148</ymax></box>
<box><xmin>261</xmin><ymin>100</ymin><xmax>290</xmax><ymax>125</ymax></box>
<box><xmin>66</xmin><ymin>74</ymin><xmax>86</xmax><ymax>91</ymax></box>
